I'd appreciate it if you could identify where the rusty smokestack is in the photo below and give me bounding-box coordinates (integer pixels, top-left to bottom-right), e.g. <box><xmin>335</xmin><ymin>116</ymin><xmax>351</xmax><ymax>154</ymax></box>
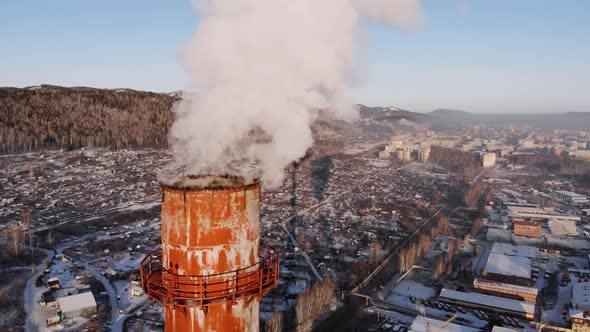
<box><xmin>140</xmin><ymin>175</ymin><xmax>278</xmax><ymax>331</ymax></box>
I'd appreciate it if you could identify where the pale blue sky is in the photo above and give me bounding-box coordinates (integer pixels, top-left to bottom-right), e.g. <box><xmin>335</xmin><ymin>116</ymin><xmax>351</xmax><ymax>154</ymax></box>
<box><xmin>1</xmin><ymin>1</ymin><xmax>589</xmax><ymax>113</ymax></box>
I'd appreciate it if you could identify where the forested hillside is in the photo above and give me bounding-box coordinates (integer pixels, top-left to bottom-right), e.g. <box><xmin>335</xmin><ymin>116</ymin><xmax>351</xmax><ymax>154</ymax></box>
<box><xmin>0</xmin><ymin>86</ymin><xmax>180</xmax><ymax>153</ymax></box>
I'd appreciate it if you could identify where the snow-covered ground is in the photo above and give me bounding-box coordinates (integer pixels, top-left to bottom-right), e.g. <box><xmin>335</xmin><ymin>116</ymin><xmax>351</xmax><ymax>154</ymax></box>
<box><xmin>47</xmin><ymin>316</ymin><xmax>89</xmax><ymax>332</ymax></box>
<box><xmin>379</xmin><ymin>277</ymin><xmax>488</xmax><ymax>329</ymax></box>
<box><xmin>113</xmin><ymin>280</ymin><xmax>146</xmax><ymax>311</ymax></box>
<box><xmin>541</xmin><ymin>272</ymin><xmax>572</xmax><ymax>326</ymax></box>
<box><xmin>389</xmin><ymin>280</ymin><xmax>436</xmax><ymax>299</ymax></box>
<box><xmin>24</xmin><ymin>248</ymin><xmax>55</xmax><ymax>332</ymax></box>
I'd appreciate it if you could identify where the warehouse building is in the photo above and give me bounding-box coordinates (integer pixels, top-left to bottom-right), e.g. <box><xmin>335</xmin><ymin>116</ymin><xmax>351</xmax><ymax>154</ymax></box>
<box><xmin>409</xmin><ymin>316</ymin><xmax>478</xmax><ymax>332</ymax></box>
<box><xmin>490</xmin><ymin>242</ymin><xmax>537</xmax><ymax>258</ymax></box>
<box><xmin>506</xmin><ymin>206</ymin><xmax>581</xmax><ymax>223</ymax></box>
<box><xmin>439</xmin><ymin>289</ymin><xmax>536</xmax><ymax>320</ymax></box>
<box><xmin>491</xmin><ymin>327</ymin><xmax>521</xmax><ymax>332</ymax></box>
<box><xmin>512</xmin><ymin>220</ymin><xmax>541</xmax><ymax>237</ymax></box>
<box><xmin>483</xmin><ymin>243</ymin><xmax>535</xmax><ymax>286</ymax></box>
<box><xmin>548</xmin><ymin>219</ymin><xmax>579</xmax><ymax>236</ymax></box>
<box><xmin>56</xmin><ymin>292</ymin><xmax>97</xmax><ymax>319</ymax></box>
<box><xmin>473</xmin><ymin>278</ymin><xmax>538</xmax><ymax>303</ymax></box>
<box><xmin>553</xmin><ymin>190</ymin><xmax>588</xmax><ymax>206</ymax></box>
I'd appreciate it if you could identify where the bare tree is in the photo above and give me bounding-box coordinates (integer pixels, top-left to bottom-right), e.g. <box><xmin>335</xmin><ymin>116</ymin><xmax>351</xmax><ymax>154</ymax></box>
<box><xmin>10</xmin><ymin>227</ymin><xmax>21</xmax><ymax>256</ymax></box>
<box><xmin>265</xmin><ymin>310</ymin><xmax>283</xmax><ymax>332</ymax></box>
<box><xmin>296</xmin><ymin>279</ymin><xmax>335</xmax><ymax>332</ymax></box>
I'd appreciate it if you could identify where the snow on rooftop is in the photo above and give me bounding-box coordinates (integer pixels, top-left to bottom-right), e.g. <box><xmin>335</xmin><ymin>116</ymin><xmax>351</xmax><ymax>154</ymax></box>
<box><xmin>409</xmin><ymin>316</ymin><xmax>478</xmax><ymax>332</ymax></box>
<box><xmin>491</xmin><ymin>327</ymin><xmax>522</xmax><ymax>332</ymax></box>
<box><xmin>570</xmin><ymin>309</ymin><xmax>590</xmax><ymax>321</ymax></box>
<box><xmin>439</xmin><ymin>289</ymin><xmax>535</xmax><ymax>315</ymax></box>
<box><xmin>57</xmin><ymin>292</ymin><xmax>96</xmax><ymax>313</ymax></box>
<box><xmin>547</xmin><ymin>219</ymin><xmax>579</xmax><ymax>236</ymax></box>
<box><xmin>555</xmin><ymin>190</ymin><xmax>586</xmax><ymax>198</ymax></box>
<box><xmin>491</xmin><ymin>242</ymin><xmax>537</xmax><ymax>258</ymax></box>
<box><xmin>572</xmin><ymin>282</ymin><xmax>590</xmax><ymax>310</ymax></box>
<box><xmin>485</xmin><ymin>252</ymin><xmax>532</xmax><ymax>279</ymax></box>
<box><xmin>507</xmin><ymin>205</ymin><xmax>581</xmax><ymax>221</ymax></box>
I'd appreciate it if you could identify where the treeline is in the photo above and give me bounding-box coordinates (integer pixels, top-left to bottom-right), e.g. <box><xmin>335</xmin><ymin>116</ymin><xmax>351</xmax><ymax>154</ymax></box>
<box><xmin>463</xmin><ymin>179</ymin><xmax>485</xmax><ymax>207</ymax></box>
<box><xmin>398</xmin><ymin>215</ymin><xmax>450</xmax><ymax>273</ymax></box>
<box><xmin>264</xmin><ymin>279</ymin><xmax>336</xmax><ymax>332</ymax></box>
<box><xmin>0</xmin><ymin>86</ymin><xmax>180</xmax><ymax>153</ymax></box>
<box><xmin>428</xmin><ymin>145</ymin><xmax>481</xmax><ymax>176</ymax></box>
<box><xmin>432</xmin><ymin>239</ymin><xmax>458</xmax><ymax>280</ymax></box>
<box><xmin>295</xmin><ymin>279</ymin><xmax>335</xmax><ymax>331</ymax></box>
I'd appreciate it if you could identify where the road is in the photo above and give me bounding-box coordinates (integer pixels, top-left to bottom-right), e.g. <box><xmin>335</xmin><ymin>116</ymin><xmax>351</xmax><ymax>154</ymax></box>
<box><xmin>59</xmin><ymin>248</ymin><xmax>123</xmax><ymax>332</ymax></box>
<box><xmin>112</xmin><ymin>298</ymin><xmax>150</xmax><ymax>332</ymax></box>
<box><xmin>23</xmin><ymin>229</ymin><xmax>146</xmax><ymax>332</ymax></box>
<box><xmin>24</xmin><ymin>247</ymin><xmax>55</xmax><ymax>332</ymax></box>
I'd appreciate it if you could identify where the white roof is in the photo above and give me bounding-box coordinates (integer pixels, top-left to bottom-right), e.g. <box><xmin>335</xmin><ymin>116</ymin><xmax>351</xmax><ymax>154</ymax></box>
<box><xmin>547</xmin><ymin>219</ymin><xmax>579</xmax><ymax>236</ymax></box>
<box><xmin>439</xmin><ymin>289</ymin><xmax>535</xmax><ymax>315</ymax></box>
<box><xmin>409</xmin><ymin>316</ymin><xmax>478</xmax><ymax>332</ymax></box>
<box><xmin>491</xmin><ymin>242</ymin><xmax>537</xmax><ymax>258</ymax></box>
<box><xmin>555</xmin><ymin>190</ymin><xmax>586</xmax><ymax>198</ymax></box>
<box><xmin>492</xmin><ymin>327</ymin><xmax>521</xmax><ymax>332</ymax></box>
<box><xmin>486</xmin><ymin>252</ymin><xmax>532</xmax><ymax>279</ymax></box>
<box><xmin>57</xmin><ymin>292</ymin><xmax>96</xmax><ymax>313</ymax></box>
<box><xmin>486</xmin><ymin>228</ymin><xmax>511</xmax><ymax>240</ymax></box>
<box><xmin>507</xmin><ymin>206</ymin><xmax>581</xmax><ymax>222</ymax></box>
<box><xmin>572</xmin><ymin>282</ymin><xmax>590</xmax><ymax>309</ymax></box>
<box><xmin>570</xmin><ymin>309</ymin><xmax>590</xmax><ymax>321</ymax></box>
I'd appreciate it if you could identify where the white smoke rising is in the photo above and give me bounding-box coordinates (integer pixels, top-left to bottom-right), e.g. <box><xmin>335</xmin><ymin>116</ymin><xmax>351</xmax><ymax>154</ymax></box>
<box><xmin>167</xmin><ymin>0</ymin><xmax>424</xmax><ymax>187</ymax></box>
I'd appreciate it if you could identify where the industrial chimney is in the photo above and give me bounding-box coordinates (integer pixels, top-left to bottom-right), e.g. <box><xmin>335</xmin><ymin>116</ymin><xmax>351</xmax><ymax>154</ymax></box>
<box><xmin>140</xmin><ymin>175</ymin><xmax>278</xmax><ymax>331</ymax></box>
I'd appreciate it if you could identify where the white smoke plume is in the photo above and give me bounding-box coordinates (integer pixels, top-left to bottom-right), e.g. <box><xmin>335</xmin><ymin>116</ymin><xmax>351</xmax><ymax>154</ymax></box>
<box><xmin>166</xmin><ymin>0</ymin><xmax>424</xmax><ymax>188</ymax></box>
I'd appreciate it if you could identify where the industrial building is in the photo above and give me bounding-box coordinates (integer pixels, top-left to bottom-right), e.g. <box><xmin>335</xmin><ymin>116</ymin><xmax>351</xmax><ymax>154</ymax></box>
<box><xmin>548</xmin><ymin>219</ymin><xmax>579</xmax><ymax>236</ymax></box>
<box><xmin>473</xmin><ymin>278</ymin><xmax>538</xmax><ymax>303</ymax></box>
<box><xmin>512</xmin><ymin>220</ymin><xmax>541</xmax><ymax>237</ymax></box>
<box><xmin>483</xmin><ymin>243</ymin><xmax>535</xmax><ymax>286</ymax></box>
<box><xmin>439</xmin><ymin>289</ymin><xmax>536</xmax><ymax>320</ymax></box>
<box><xmin>490</xmin><ymin>242</ymin><xmax>537</xmax><ymax>259</ymax></box>
<box><xmin>408</xmin><ymin>316</ymin><xmax>478</xmax><ymax>332</ymax></box>
<box><xmin>491</xmin><ymin>327</ymin><xmax>521</xmax><ymax>332</ymax></box>
<box><xmin>56</xmin><ymin>292</ymin><xmax>97</xmax><ymax>319</ymax></box>
<box><xmin>572</xmin><ymin>282</ymin><xmax>590</xmax><ymax>311</ymax></box>
<box><xmin>484</xmin><ymin>253</ymin><xmax>533</xmax><ymax>286</ymax></box>
<box><xmin>506</xmin><ymin>206</ymin><xmax>581</xmax><ymax>223</ymax></box>
<box><xmin>553</xmin><ymin>190</ymin><xmax>588</xmax><ymax>206</ymax></box>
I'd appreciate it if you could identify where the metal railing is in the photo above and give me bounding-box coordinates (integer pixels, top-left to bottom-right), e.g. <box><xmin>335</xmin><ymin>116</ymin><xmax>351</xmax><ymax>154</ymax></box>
<box><xmin>140</xmin><ymin>245</ymin><xmax>278</xmax><ymax>308</ymax></box>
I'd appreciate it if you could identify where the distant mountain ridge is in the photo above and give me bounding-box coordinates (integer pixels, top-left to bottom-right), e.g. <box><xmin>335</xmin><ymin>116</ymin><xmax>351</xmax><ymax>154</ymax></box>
<box><xmin>1</xmin><ymin>84</ymin><xmax>588</xmax><ymax>154</ymax></box>
<box><xmin>429</xmin><ymin>108</ymin><xmax>472</xmax><ymax>116</ymax></box>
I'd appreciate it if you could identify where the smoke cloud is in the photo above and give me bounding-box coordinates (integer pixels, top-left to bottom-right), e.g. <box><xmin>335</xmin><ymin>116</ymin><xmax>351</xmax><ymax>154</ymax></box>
<box><xmin>167</xmin><ymin>0</ymin><xmax>424</xmax><ymax>187</ymax></box>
